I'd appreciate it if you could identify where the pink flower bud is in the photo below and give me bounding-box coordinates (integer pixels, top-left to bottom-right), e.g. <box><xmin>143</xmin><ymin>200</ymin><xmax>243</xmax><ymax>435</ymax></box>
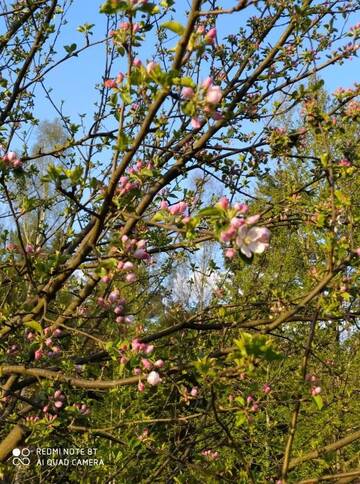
<box><xmin>217</xmin><ymin>196</ymin><xmax>229</xmax><ymax>210</ymax></box>
<box><xmin>338</xmin><ymin>158</ymin><xmax>351</xmax><ymax>167</ymax></box>
<box><xmin>116</xmin><ymin>72</ymin><xmax>125</xmax><ymax>84</ymax></box>
<box><xmin>120</xmin><ymin>356</ymin><xmax>128</xmax><ymax>365</ymax></box>
<box><xmin>125</xmin><ymin>272</ymin><xmax>137</xmax><ymax>283</ymax></box>
<box><xmin>43</xmin><ymin>405</ymin><xmax>49</xmax><ymax>413</ymax></box>
<box><xmin>202</xmin><ymin>77</ymin><xmax>213</xmax><ymax>90</ymax></box>
<box><xmin>133</xmin><ymin>58</ymin><xmax>142</xmax><ymax>68</ymax></box>
<box><xmin>101</xmin><ymin>275</ymin><xmax>111</xmax><ymax>284</ymax></box>
<box><xmin>190</xmin><ymin>387</ymin><xmax>198</xmax><ymax>397</ymax></box>
<box><xmin>25</xmin><ymin>244</ymin><xmax>34</xmax><ymax>254</ymax></box>
<box><xmin>234</xmin><ymin>203</ymin><xmax>249</xmax><ymax>214</ymax></box>
<box><xmin>104</xmin><ymin>79</ymin><xmax>117</xmax><ymax>89</ymax></box>
<box><xmin>141</xmin><ymin>358</ymin><xmax>152</xmax><ymax>370</ymax></box>
<box><xmin>205</xmin><ymin>28</ymin><xmax>217</xmax><ymax>44</ymax></box>
<box><xmin>144</xmin><ymin>344</ymin><xmax>154</xmax><ymax>354</ymax></box>
<box><xmin>154</xmin><ymin>359</ymin><xmax>164</xmax><ymax>368</ymax></box>
<box><xmin>12</xmin><ymin>158</ymin><xmax>22</xmax><ymax>169</ymax></box>
<box><xmin>34</xmin><ymin>349</ymin><xmax>43</xmax><ymax>360</ymax></box>
<box><xmin>132</xmin><ymin>23</ymin><xmax>140</xmax><ymax>33</ymax></box>
<box><xmin>246</xmin><ymin>395</ymin><xmax>254</xmax><ymax>404</ymax></box>
<box><xmin>54</xmin><ymin>390</ymin><xmax>62</xmax><ymax>399</ymax></box>
<box><xmin>54</xmin><ymin>400</ymin><xmax>63</xmax><ymax>409</ymax></box>
<box><xmin>138</xmin><ymin>381</ymin><xmax>145</xmax><ymax>392</ymax></box>
<box><xmin>136</xmin><ymin>239</ymin><xmax>147</xmax><ymax>249</ymax></box>
<box><xmin>53</xmin><ymin>329</ymin><xmax>62</xmax><ymax>337</ymax></box>
<box><xmin>181</xmin><ymin>87</ymin><xmax>195</xmax><ymax>99</ymax></box>
<box><xmin>224</xmin><ymin>248</ymin><xmax>237</xmax><ymax>258</ymax></box>
<box><xmin>5</xmin><ymin>151</ymin><xmax>17</xmax><ymax>162</ymax></box>
<box><xmin>147</xmin><ymin>371</ymin><xmax>161</xmax><ymax>386</ymax></box>
<box><xmin>45</xmin><ymin>338</ymin><xmax>53</xmax><ymax>347</ymax></box>
<box><xmin>311</xmin><ymin>386</ymin><xmax>321</xmax><ymax>396</ymax></box>
<box><xmin>134</xmin><ymin>367</ymin><xmax>142</xmax><ymax>376</ymax></box>
<box><xmin>263</xmin><ymin>384</ymin><xmax>271</xmax><ymax>394</ymax></box>
<box><xmin>245</xmin><ymin>214</ymin><xmax>260</xmax><ymax>225</ymax></box>
<box><xmin>354</xmin><ymin>247</ymin><xmax>360</xmax><ymax>256</ymax></box>
<box><xmin>108</xmin><ymin>289</ymin><xmax>120</xmax><ymax>303</ymax></box>
<box><xmin>116</xmin><ymin>316</ymin><xmax>124</xmax><ymax>323</ymax></box>
<box><xmin>160</xmin><ymin>200</ymin><xmax>168</xmax><ymax>209</ymax></box>
<box><xmin>114</xmin><ymin>305</ymin><xmax>124</xmax><ymax>315</ymax></box>
<box><xmin>146</xmin><ymin>61</ymin><xmax>158</xmax><ymax>75</ymax></box>
<box><xmin>220</xmin><ymin>227</ymin><xmax>236</xmax><ymax>242</ymax></box>
<box><xmin>191</xmin><ymin>117</ymin><xmax>202</xmax><ymax>129</ymax></box>
<box><xmin>133</xmin><ymin>249</ymin><xmax>149</xmax><ymax>260</ymax></box>
<box><xmin>230</xmin><ymin>217</ymin><xmax>245</xmax><ymax>229</ymax></box>
<box><xmin>205</xmin><ymin>85</ymin><xmax>222</xmax><ymax>105</ymax></box>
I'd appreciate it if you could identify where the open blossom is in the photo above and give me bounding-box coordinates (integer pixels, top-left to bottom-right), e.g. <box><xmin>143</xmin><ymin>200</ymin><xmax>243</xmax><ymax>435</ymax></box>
<box><xmin>235</xmin><ymin>225</ymin><xmax>271</xmax><ymax>258</ymax></box>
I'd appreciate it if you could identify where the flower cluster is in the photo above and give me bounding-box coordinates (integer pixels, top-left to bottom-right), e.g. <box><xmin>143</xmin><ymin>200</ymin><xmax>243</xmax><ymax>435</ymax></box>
<box><xmin>1</xmin><ymin>151</ymin><xmax>22</xmax><ymax>169</ymax></box>
<box><xmin>181</xmin><ymin>76</ymin><xmax>223</xmax><ymax>129</ymax></box>
<box><xmin>29</xmin><ymin>326</ymin><xmax>63</xmax><ymax>361</ymax></box>
<box><xmin>215</xmin><ymin>197</ymin><xmax>270</xmax><ymax>259</ymax></box>
<box><xmin>201</xmin><ymin>449</ymin><xmax>219</xmax><ymax>460</ymax></box>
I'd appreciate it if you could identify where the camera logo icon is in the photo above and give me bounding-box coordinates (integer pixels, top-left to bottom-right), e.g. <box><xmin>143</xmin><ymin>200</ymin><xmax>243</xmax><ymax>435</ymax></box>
<box><xmin>12</xmin><ymin>448</ymin><xmax>31</xmax><ymax>466</ymax></box>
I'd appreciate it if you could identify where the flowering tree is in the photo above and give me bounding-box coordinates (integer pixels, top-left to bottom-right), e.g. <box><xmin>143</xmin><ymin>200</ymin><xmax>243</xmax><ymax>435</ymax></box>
<box><xmin>0</xmin><ymin>0</ymin><xmax>360</xmax><ymax>482</ymax></box>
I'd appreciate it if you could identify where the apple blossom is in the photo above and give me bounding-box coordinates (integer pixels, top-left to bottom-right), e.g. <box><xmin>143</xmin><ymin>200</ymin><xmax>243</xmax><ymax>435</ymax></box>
<box><xmin>217</xmin><ymin>196</ymin><xmax>230</xmax><ymax>210</ymax></box>
<box><xmin>235</xmin><ymin>225</ymin><xmax>271</xmax><ymax>258</ymax></box>
<box><xmin>191</xmin><ymin>117</ymin><xmax>202</xmax><ymax>129</ymax></box>
<box><xmin>181</xmin><ymin>87</ymin><xmax>195</xmax><ymax>99</ymax></box>
<box><xmin>202</xmin><ymin>77</ymin><xmax>213</xmax><ymax>90</ymax></box>
<box><xmin>154</xmin><ymin>359</ymin><xmax>164</xmax><ymax>368</ymax></box>
<box><xmin>311</xmin><ymin>386</ymin><xmax>321</xmax><ymax>396</ymax></box>
<box><xmin>147</xmin><ymin>371</ymin><xmax>161</xmax><ymax>385</ymax></box>
<box><xmin>205</xmin><ymin>85</ymin><xmax>222</xmax><ymax>105</ymax></box>
<box><xmin>205</xmin><ymin>27</ymin><xmax>217</xmax><ymax>44</ymax></box>
<box><xmin>146</xmin><ymin>61</ymin><xmax>158</xmax><ymax>75</ymax></box>
<box><xmin>104</xmin><ymin>79</ymin><xmax>117</xmax><ymax>89</ymax></box>
<box><xmin>132</xmin><ymin>58</ymin><xmax>142</xmax><ymax>68</ymax></box>
<box><xmin>34</xmin><ymin>349</ymin><xmax>43</xmax><ymax>360</ymax></box>
<box><xmin>141</xmin><ymin>358</ymin><xmax>152</xmax><ymax>370</ymax></box>
<box><xmin>138</xmin><ymin>381</ymin><xmax>145</xmax><ymax>392</ymax></box>
<box><xmin>225</xmin><ymin>248</ymin><xmax>237</xmax><ymax>258</ymax></box>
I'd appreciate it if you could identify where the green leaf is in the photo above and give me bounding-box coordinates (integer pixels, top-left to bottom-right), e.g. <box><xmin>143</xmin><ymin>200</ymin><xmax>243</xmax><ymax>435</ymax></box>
<box><xmin>161</xmin><ymin>21</ymin><xmax>185</xmax><ymax>36</ymax></box>
<box><xmin>313</xmin><ymin>395</ymin><xmax>324</xmax><ymax>410</ymax></box>
<box><xmin>64</xmin><ymin>43</ymin><xmax>77</xmax><ymax>55</ymax></box>
<box><xmin>197</xmin><ymin>207</ymin><xmax>222</xmax><ymax>217</ymax></box>
<box><xmin>24</xmin><ymin>320</ymin><xmax>43</xmax><ymax>334</ymax></box>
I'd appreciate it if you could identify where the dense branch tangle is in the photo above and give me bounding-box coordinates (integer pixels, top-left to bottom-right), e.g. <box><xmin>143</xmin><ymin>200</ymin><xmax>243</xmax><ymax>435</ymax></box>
<box><xmin>0</xmin><ymin>0</ymin><xmax>359</xmax><ymax>482</ymax></box>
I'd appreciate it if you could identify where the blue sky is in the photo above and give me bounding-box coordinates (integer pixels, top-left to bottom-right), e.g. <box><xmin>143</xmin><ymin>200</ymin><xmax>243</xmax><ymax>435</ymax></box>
<box><xmin>33</xmin><ymin>1</ymin><xmax>360</xmax><ymax>126</ymax></box>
